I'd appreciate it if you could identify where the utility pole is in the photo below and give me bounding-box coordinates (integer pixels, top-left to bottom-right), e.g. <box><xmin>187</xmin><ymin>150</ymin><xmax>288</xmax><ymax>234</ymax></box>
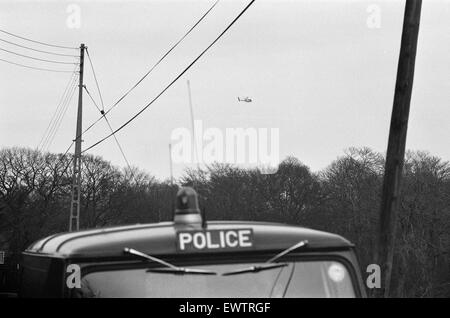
<box><xmin>377</xmin><ymin>0</ymin><xmax>422</xmax><ymax>297</ymax></box>
<box><xmin>69</xmin><ymin>43</ymin><xmax>85</xmax><ymax>232</ymax></box>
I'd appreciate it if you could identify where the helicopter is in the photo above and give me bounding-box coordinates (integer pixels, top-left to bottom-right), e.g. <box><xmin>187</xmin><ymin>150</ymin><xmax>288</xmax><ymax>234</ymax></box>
<box><xmin>237</xmin><ymin>97</ymin><xmax>252</xmax><ymax>103</ymax></box>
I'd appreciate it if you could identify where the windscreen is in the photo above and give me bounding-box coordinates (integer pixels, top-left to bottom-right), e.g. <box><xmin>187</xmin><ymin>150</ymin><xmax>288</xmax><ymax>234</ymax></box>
<box><xmin>72</xmin><ymin>261</ymin><xmax>355</xmax><ymax>298</ymax></box>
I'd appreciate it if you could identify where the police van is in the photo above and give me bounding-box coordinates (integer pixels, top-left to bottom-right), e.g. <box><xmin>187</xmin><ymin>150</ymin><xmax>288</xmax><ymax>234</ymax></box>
<box><xmin>19</xmin><ymin>187</ymin><xmax>367</xmax><ymax>298</ymax></box>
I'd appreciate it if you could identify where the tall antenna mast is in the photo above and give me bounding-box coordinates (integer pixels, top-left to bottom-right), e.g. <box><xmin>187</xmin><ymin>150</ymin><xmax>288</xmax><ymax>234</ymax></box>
<box><xmin>187</xmin><ymin>80</ymin><xmax>200</xmax><ymax>169</ymax></box>
<box><xmin>69</xmin><ymin>43</ymin><xmax>85</xmax><ymax>232</ymax></box>
<box><xmin>187</xmin><ymin>80</ymin><xmax>201</xmax><ymax>192</ymax></box>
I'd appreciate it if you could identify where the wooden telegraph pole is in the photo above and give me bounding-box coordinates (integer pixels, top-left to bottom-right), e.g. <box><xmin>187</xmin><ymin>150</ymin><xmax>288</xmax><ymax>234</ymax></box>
<box><xmin>69</xmin><ymin>43</ymin><xmax>85</xmax><ymax>232</ymax></box>
<box><xmin>378</xmin><ymin>0</ymin><xmax>422</xmax><ymax>297</ymax></box>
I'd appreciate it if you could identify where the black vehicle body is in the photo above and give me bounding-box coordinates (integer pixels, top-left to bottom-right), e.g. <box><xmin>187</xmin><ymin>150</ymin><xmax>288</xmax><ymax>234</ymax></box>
<box><xmin>19</xmin><ymin>220</ymin><xmax>367</xmax><ymax>298</ymax></box>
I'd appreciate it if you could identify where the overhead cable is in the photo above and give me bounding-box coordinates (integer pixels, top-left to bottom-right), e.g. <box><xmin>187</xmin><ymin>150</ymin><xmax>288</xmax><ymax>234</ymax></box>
<box><xmin>102</xmin><ymin>0</ymin><xmax>221</xmax><ymax>116</ymax></box>
<box><xmin>83</xmin><ymin>0</ymin><xmax>256</xmax><ymax>153</ymax></box>
<box><xmin>0</xmin><ymin>57</ymin><xmax>76</xmax><ymax>73</ymax></box>
<box><xmin>0</xmin><ymin>28</ymin><xmax>78</xmax><ymax>50</ymax></box>
<box><xmin>0</xmin><ymin>37</ymin><xmax>79</xmax><ymax>57</ymax></box>
<box><xmin>0</xmin><ymin>46</ymin><xmax>78</xmax><ymax>64</ymax></box>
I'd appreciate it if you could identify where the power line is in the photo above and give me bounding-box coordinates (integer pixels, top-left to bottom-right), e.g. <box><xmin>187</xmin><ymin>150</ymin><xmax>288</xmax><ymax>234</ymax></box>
<box><xmin>57</xmin><ymin>155</ymin><xmax>75</xmax><ymax>186</ymax></box>
<box><xmin>0</xmin><ymin>47</ymin><xmax>77</xmax><ymax>64</ymax></box>
<box><xmin>82</xmin><ymin>0</ymin><xmax>256</xmax><ymax>153</ymax></box>
<box><xmin>46</xmin><ymin>143</ymin><xmax>76</xmax><ymax>191</ymax></box>
<box><xmin>51</xmin><ymin>143</ymin><xmax>75</xmax><ymax>176</ymax></box>
<box><xmin>63</xmin><ymin>0</ymin><xmax>222</xmax><ymax>155</ymax></box>
<box><xmin>0</xmin><ymin>28</ymin><xmax>78</xmax><ymax>50</ymax></box>
<box><xmin>101</xmin><ymin>0</ymin><xmax>220</xmax><ymax>117</ymax></box>
<box><xmin>0</xmin><ymin>29</ymin><xmax>78</xmax><ymax>188</ymax></box>
<box><xmin>34</xmin><ymin>142</ymin><xmax>75</xmax><ymax>193</ymax></box>
<box><xmin>84</xmin><ymin>85</ymin><xmax>136</xmax><ymax>182</ymax></box>
<box><xmin>40</xmin><ymin>73</ymin><xmax>79</xmax><ymax>151</ymax></box>
<box><xmin>85</xmin><ymin>48</ymin><xmax>105</xmax><ymax>111</ymax></box>
<box><xmin>83</xmin><ymin>85</ymin><xmax>102</xmax><ymax>113</ymax></box>
<box><xmin>104</xmin><ymin>116</ymin><xmax>136</xmax><ymax>181</ymax></box>
<box><xmin>0</xmin><ymin>37</ymin><xmax>79</xmax><ymax>57</ymax></box>
<box><xmin>0</xmin><ymin>57</ymin><xmax>75</xmax><ymax>73</ymax></box>
<box><xmin>38</xmin><ymin>69</ymin><xmax>78</xmax><ymax>150</ymax></box>
<box><xmin>44</xmin><ymin>80</ymin><xmax>79</xmax><ymax>151</ymax></box>
<box><xmin>42</xmin><ymin>82</ymin><xmax>78</xmax><ymax>152</ymax></box>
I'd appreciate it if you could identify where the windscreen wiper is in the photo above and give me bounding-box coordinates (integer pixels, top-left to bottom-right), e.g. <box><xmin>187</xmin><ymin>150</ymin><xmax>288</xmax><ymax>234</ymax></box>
<box><xmin>145</xmin><ymin>267</ymin><xmax>217</xmax><ymax>275</ymax></box>
<box><xmin>266</xmin><ymin>240</ymin><xmax>309</xmax><ymax>263</ymax></box>
<box><xmin>221</xmin><ymin>262</ymin><xmax>288</xmax><ymax>276</ymax></box>
<box><xmin>221</xmin><ymin>240</ymin><xmax>308</xmax><ymax>276</ymax></box>
<box><xmin>123</xmin><ymin>247</ymin><xmax>217</xmax><ymax>275</ymax></box>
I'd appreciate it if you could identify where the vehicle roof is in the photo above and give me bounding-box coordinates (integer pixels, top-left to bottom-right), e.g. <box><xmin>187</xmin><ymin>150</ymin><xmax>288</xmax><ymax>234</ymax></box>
<box><xmin>25</xmin><ymin>221</ymin><xmax>353</xmax><ymax>259</ymax></box>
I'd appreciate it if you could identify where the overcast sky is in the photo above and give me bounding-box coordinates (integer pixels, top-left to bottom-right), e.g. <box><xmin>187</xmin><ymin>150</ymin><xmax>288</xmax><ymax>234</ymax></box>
<box><xmin>0</xmin><ymin>0</ymin><xmax>449</xmax><ymax>180</ymax></box>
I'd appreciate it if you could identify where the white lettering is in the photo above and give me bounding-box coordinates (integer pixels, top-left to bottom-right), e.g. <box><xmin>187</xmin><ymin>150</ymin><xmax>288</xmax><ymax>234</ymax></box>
<box><xmin>239</xmin><ymin>230</ymin><xmax>252</xmax><ymax>247</ymax></box>
<box><xmin>178</xmin><ymin>229</ymin><xmax>253</xmax><ymax>250</ymax></box>
<box><xmin>179</xmin><ymin>233</ymin><xmax>192</xmax><ymax>250</ymax></box>
<box><xmin>193</xmin><ymin>232</ymin><xmax>206</xmax><ymax>249</ymax></box>
<box><xmin>206</xmin><ymin>231</ymin><xmax>219</xmax><ymax>249</ymax></box>
<box><xmin>226</xmin><ymin>231</ymin><xmax>239</xmax><ymax>247</ymax></box>
<box><xmin>219</xmin><ymin>231</ymin><xmax>226</xmax><ymax>248</ymax></box>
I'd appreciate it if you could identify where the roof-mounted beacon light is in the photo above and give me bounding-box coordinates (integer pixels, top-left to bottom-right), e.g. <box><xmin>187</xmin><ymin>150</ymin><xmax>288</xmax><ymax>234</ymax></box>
<box><xmin>174</xmin><ymin>187</ymin><xmax>202</xmax><ymax>226</ymax></box>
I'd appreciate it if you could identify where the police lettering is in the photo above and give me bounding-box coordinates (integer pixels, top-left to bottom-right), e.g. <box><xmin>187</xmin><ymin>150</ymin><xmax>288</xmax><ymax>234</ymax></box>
<box><xmin>178</xmin><ymin>229</ymin><xmax>253</xmax><ymax>251</ymax></box>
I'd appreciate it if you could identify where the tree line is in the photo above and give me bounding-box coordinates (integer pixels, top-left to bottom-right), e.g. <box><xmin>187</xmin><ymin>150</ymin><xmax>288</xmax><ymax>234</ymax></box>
<box><xmin>0</xmin><ymin>146</ymin><xmax>449</xmax><ymax>297</ymax></box>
